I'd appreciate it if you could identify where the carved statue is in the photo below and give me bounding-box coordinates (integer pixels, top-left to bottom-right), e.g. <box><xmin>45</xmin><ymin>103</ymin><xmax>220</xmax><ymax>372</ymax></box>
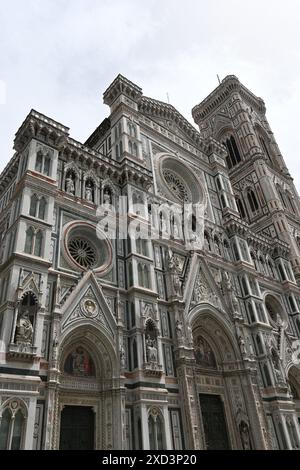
<box><xmin>120</xmin><ymin>344</ymin><xmax>126</xmax><ymax>369</ymax></box>
<box><xmin>103</xmin><ymin>188</ymin><xmax>112</xmax><ymax>205</ymax></box>
<box><xmin>187</xmin><ymin>325</ymin><xmax>193</xmax><ymax>345</ymax></box>
<box><xmin>272</xmin><ymin>351</ymin><xmax>284</xmax><ymax>384</ymax></box>
<box><xmin>238</xmin><ymin>336</ymin><xmax>247</xmax><ymax>358</ymax></box>
<box><xmin>52</xmin><ymin>335</ymin><xmax>59</xmax><ymax>361</ymax></box>
<box><xmin>222</xmin><ymin>271</ymin><xmax>240</xmax><ymax>313</ymax></box>
<box><xmin>65</xmin><ymin>174</ymin><xmax>75</xmax><ymax>195</ymax></box>
<box><xmin>240</xmin><ymin>421</ymin><xmax>251</xmax><ymax>450</ymax></box>
<box><xmin>168</xmin><ymin>250</ymin><xmax>182</xmax><ymax>297</ymax></box>
<box><xmin>85</xmin><ymin>182</ymin><xmax>93</xmax><ymax>202</ymax></box>
<box><xmin>15</xmin><ymin>310</ymin><xmax>33</xmax><ymax>345</ymax></box>
<box><xmin>146</xmin><ymin>335</ymin><xmax>158</xmax><ymax>363</ymax></box>
<box><xmin>175</xmin><ymin>319</ymin><xmax>183</xmax><ymax>340</ymax></box>
<box><xmin>222</xmin><ymin>271</ymin><xmax>232</xmax><ymax>291</ymax></box>
<box><xmin>172</xmin><ymin>273</ymin><xmax>182</xmax><ymax>297</ymax></box>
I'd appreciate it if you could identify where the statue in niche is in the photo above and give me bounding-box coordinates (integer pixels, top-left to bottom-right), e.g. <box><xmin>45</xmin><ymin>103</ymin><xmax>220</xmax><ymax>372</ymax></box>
<box><xmin>175</xmin><ymin>319</ymin><xmax>183</xmax><ymax>340</ymax></box>
<box><xmin>15</xmin><ymin>310</ymin><xmax>33</xmax><ymax>345</ymax></box>
<box><xmin>239</xmin><ymin>421</ymin><xmax>252</xmax><ymax>450</ymax></box>
<box><xmin>65</xmin><ymin>173</ymin><xmax>75</xmax><ymax>195</ymax></box>
<box><xmin>85</xmin><ymin>181</ymin><xmax>94</xmax><ymax>202</ymax></box>
<box><xmin>272</xmin><ymin>351</ymin><xmax>283</xmax><ymax>384</ymax></box>
<box><xmin>222</xmin><ymin>271</ymin><xmax>240</xmax><ymax>313</ymax></box>
<box><xmin>146</xmin><ymin>335</ymin><xmax>158</xmax><ymax>363</ymax></box>
<box><xmin>168</xmin><ymin>250</ymin><xmax>182</xmax><ymax>297</ymax></box>
<box><xmin>103</xmin><ymin>187</ymin><xmax>112</xmax><ymax>205</ymax></box>
<box><xmin>120</xmin><ymin>344</ymin><xmax>126</xmax><ymax>369</ymax></box>
<box><xmin>238</xmin><ymin>335</ymin><xmax>247</xmax><ymax>358</ymax></box>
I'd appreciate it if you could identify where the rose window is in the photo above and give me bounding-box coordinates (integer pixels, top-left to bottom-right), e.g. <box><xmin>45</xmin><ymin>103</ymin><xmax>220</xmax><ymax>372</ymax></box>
<box><xmin>68</xmin><ymin>237</ymin><xmax>97</xmax><ymax>269</ymax></box>
<box><xmin>63</xmin><ymin>221</ymin><xmax>113</xmax><ymax>274</ymax></box>
<box><xmin>162</xmin><ymin>169</ymin><xmax>192</xmax><ymax>203</ymax></box>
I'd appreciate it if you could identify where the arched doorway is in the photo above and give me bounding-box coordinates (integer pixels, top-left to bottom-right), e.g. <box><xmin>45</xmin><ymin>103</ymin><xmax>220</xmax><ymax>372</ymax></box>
<box><xmin>187</xmin><ymin>307</ymin><xmax>254</xmax><ymax>450</ymax></box>
<box><xmin>192</xmin><ymin>326</ymin><xmax>232</xmax><ymax>449</ymax></box>
<box><xmin>51</xmin><ymin>325</ymin><xmax>120</xmax><ymax>450</ymax></box>
<box><xmin>288</xmin><ymin>366</ymin><xmax>300</xmax><ymax>427</ymax></box>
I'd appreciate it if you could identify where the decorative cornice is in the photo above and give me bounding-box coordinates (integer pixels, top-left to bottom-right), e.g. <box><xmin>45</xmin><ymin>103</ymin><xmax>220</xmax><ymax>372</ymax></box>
<box><xmin>84</xmin><ymin>117</ymin><xmax>111</xmax><ymax>148</ymax></box>
<box><xmin>140</xmin><ymin>96</ymin><xmax>206</xmax><ymax>147</ymax></box>
<box><xmin>14</xmin><ymin>109</ymin><xmax>69</xmax><ymax>153</ymax></box>
<box><xmin>103</xmin><ymin>74</ymin><xmax>143</xmax><ymax>106</ymax></box>
<box><xmin>223</xmin><ymin>212</ymin><xmax>290</xmax><ymax>256</ymax></box>
<box><xmin>192</xmin><ymin>75</ymin><xmax>266</xmax><ymax>123</ymax></box>
<box><xmin>0</xmin><ymin>152</ymin><xmax>19</xmax><ymax>195</ymax></box>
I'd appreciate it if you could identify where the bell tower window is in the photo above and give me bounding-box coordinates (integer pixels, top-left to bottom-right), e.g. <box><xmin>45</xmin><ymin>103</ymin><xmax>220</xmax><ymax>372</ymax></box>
<box><xmin>223</xmin><ymin>136</ymin><xmax>241</xmax><ymax>169</ymax></box>
<box><xmin>247</xmin><ymin>190</ymin><xmax>259</xmax><ymax>213</ymax></box>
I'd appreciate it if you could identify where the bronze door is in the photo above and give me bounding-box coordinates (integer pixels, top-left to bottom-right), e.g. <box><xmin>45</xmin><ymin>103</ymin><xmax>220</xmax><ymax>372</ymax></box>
<box><xmin>59</xmin><ymin>406</ymin><xmax>94</xmax><ymax>450</ymax></box>
<box><xmin>199</xmin><ymin>394</ymin><xmax>230</xmax><ymax>450</ymax></box>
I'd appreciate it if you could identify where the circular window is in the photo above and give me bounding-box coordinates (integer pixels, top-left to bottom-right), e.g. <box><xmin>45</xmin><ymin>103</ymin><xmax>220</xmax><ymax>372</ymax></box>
<box><xmin>162</xmin><ymin>169</ymin><xmax>192</xmax><ymax>203</ymax></box>
<box><xmin>63</xmin><ymin>221</ymin><xmax>113</xmax><ymax>274</ymax></box>
<box><xmin>68</xmin><ymin>237</ymin><xmax>97</xmax><ymax>269</ymax></box>
<box><xmin>156</xmin><ymin>154</ymin><xmax>205</xmax><ymax>205</ymax></box>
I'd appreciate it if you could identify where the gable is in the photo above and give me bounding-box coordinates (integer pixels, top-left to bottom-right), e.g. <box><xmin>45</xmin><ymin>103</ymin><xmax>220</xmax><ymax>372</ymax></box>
<box><xmin>60</xmin><ymin>271</ymin><xmax>117</xmax><ymax>338</ymax></box>
<box><xmin>183</xmin><ymin>254</ymin><xmax>228</xmax><ymax>316</ymax></box>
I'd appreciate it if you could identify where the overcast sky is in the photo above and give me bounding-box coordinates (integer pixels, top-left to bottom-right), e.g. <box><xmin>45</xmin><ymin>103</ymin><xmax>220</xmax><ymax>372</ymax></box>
<box><xmin>1</xmin><ymin>0</ymin><xmax>300</xmax><ymax>189</ymax></box>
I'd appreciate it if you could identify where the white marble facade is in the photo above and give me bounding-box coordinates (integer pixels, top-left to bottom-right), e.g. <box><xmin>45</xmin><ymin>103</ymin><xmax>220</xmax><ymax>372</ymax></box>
<box><xmin>1</xmin><ymin>75</ymin><xmax>300</xmax><ymax>450</ymax></box>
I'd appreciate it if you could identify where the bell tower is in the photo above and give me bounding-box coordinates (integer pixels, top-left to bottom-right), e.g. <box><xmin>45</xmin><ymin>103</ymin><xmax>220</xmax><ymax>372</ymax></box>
<box><xmin>192</xmin><ymin>75</ymin><xmax>300</xmax><ymax>279</ymax></box>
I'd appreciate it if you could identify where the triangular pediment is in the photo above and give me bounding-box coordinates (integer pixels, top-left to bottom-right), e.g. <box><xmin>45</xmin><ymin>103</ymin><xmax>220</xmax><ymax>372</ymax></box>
<box><xmin>18</xmin><ymin>272</ymin><xmax>40</xmax><ymax>299</ymax></box>
<box><xmin>60</xmin><ymin>271</ymin><xmax>117</xmax><ymax>338</ymax></box>
<box><xmin>139</xmin><ymin>96</ymin><xmax>203</xmax><ymax>148</ymax></box>
<box><xmin>150</xmin><ymin>117</ymin><xmax>197</xmax><ymax>145</ymax></box>
<box><xmin>183</xmin><ymin>254</ymin><xmax>228</xmax><ymax>315</ymax></box>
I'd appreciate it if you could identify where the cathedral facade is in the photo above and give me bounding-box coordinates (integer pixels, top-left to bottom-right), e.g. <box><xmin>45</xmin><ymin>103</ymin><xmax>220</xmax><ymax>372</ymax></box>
<box><xmin>1</xmin><ymin>74</ymin><xmax>300</xmax><ymax>450</ymax></box>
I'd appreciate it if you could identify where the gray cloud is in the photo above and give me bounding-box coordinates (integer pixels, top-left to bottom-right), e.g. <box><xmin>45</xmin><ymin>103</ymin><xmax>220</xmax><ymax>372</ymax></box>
<box><xmin>1</xmin><ymin>0</ymin><xmax>300</xmax><ymax>189</ymax></box>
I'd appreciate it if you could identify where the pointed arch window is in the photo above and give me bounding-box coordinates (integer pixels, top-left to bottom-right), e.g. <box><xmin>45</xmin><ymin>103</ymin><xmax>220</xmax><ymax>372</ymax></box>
<box><xmin>288</xmin><ymin>296</ymin><xmax>297</xmax><ymax>313</ymax></box>
<box><xmin>138</xmin><ymin>263</ymin><xmax>151</xmax><ymax>289</ymax></box>
<box><xmin>138</xmin><ymin>263</ymin><xmax>143</xmax><ymax>286</ymax></box>
<box><xmin>149</xmin><ymin>413</ymin><xmax>164</xmax><ymax>450</ymax></box>
<box><xmin>236</xmin><ymin>197</ymin><xmax>246</xmax><ymax>219</ymax></box>
<box><xmin>276</xmin><ymin>185</ymin><xmax>287</xmax><ymax>208</ymax></box>
<box><xmin>0</xmin><ymin>405</ymin><xmax>25</xmax><ymax>450</ymax></box>
<box><xmin>267</xmin><ymin>259</ymin><xmax>276</xmax><ymax>278</ymax></box>
<box><xmin>247</xmin><ymin>189</ymin><xmax>259</xmax><ymax>213</ymax></box>
<box><xmin>25</xmin><ymin>227</ymin><xmax>34</xmax><ymax>254</ymax></box>
<box><xmin>0</xmin><ymin>409</ymin><xmax>10</xmax><ymax>450</ymax></box>
<box><xmin>35</xmin><ymin>150</ymin><xmax>51</xmax><ymax>176</ymax></box>
<box><xmin>35</xmin><ymin>151</ymin><xmax>43</xmax><ymax>173</ymax></box>
<box><xmin>286</xmin><ymin>192</ymin><xmax>296</xmax><ymax>214</ymax></box>
<box><xmin>143</xmin><ymin>265</ymin><xmax>151</xmax><ymax>289</ymax></box>
<box><xmin>29</xmin><ymin>194</ymin><xmax>47</xmax><ymax>220</ymax></box>
<box><xmin>263</xmin><ymin>364</ymin><xmax>273</xmax><ymax>387</ymax></box>
<box><xmin>29</xmin><ymin>194</ymin><xmax>39</xmax><ymax>217</ymax></box>
<box><xmin>136</xmin><ymin>238</ymin><xmax>148</xmax><ymax>257</ymax></box>
<box><xmin>24</xmin><ymin>227</ymin><xmax>44</xmax><ymax>258</ymax></box>
<box><xmin>38</xmin><ymin>197</ymin><xmax>46</xmax><ymax>219</ymax></box>
<box><xmin>259</xmin><ymin>136</ymin><xmax>271</xmax><ymax>161</ymax></box>
<box><xmin>34</xmin><ymin>231</ymin><xmax>43</xmax><ymax>257</ymax></box>
<box><xmin>256</xmin><ymin>334</ymin><xmax>264</xmax><ymax>355</ymax></box>
<box><xmin>223</xmin><ymin>136</ymin><xmax>242</xmax><ymax>169</ymax></box>
<box><xmin>133</xmin><ymin>143</ymin><xmax>138</xmax><ymax>157</ymax></box>
<box><xmin>223</xmin><ymin>240</ymin><xmax>231</xmax><ymax>261</ymax></box>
